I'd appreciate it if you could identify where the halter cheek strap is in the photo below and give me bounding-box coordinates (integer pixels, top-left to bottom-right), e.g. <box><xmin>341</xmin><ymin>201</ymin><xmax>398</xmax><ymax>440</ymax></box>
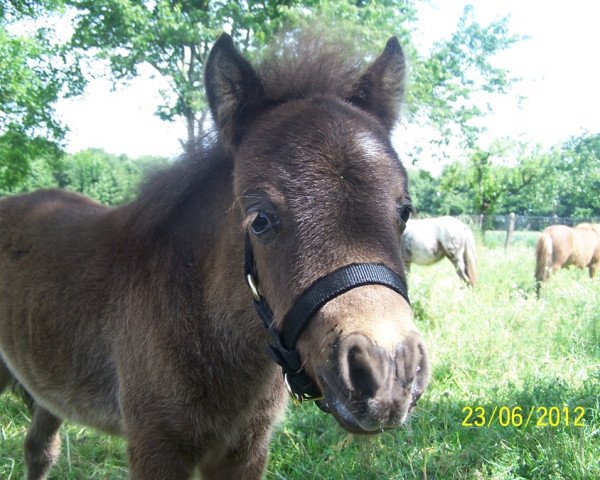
<box><xmin>244</xmin><ymin>232</ymin><xmax>410</xmax><ymax>404</ymax></box>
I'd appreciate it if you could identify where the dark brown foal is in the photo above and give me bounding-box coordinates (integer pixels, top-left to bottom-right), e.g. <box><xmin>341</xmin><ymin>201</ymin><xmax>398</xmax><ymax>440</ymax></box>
<box><xmin>0</xmin><ymin>32</ymin><xmax>428</xmax><ymax>479</ymax></box>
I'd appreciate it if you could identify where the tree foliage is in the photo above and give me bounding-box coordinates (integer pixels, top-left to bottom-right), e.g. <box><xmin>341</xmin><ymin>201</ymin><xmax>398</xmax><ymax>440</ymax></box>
<box><xmin>63</xmin><ymin>0</ymin><xmax>519</xmax><ymax>150</ymax></box>
<box><xmin>0</xmin><ymin>0</ymin><xmax>85</xmax><ymax>185</ymax></box>
<box><xmin>0</xmin><ymin>147</ymin><xmax>168</xmax><ymax>205</ymax></box>
<box><xmin>0</xmin><ymin>129</ymin><xmax>62</xmax><ymax>189</ymax></box>
<box><xmin>411</xmin><ymin>5</ymin><xmax>519</xmax><ymax>151</ymax></box>
<box><xmin>62</xmin><ymin>148</ymin><xmax>157</xmax><ymax>205</ymax></box>
<box><xmin>68</xmin><ymin>0</ymin><xmax>306</xmax><ymax>143</ymax></box>
<box><xmin>549</xmin><ymin>133</ymin><xmax>600</xmax><ymax>217</ymax></box>
<box><xmin>407</xmin><ymin>133</ymin><xmax>599</xmax><ymax>219</ymax></box>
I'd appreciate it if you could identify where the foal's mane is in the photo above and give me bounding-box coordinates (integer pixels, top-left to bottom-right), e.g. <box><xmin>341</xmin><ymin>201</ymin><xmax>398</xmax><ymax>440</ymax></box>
<box><xmin>124</xmin><ymin>136</ymin><xmax>230</xmax><ymax>245</ymax></box>
<box><xmin>125</xmin><ymin>33</ymin><xmax>370</xmax><ymax>242</ymax></box>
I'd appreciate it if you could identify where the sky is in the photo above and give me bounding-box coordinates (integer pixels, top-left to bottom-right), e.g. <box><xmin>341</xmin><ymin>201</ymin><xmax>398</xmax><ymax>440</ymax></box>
<box><xmin>54</xmin><ymin>1</ymin><xmax>600</xmax><ymax>167</ymax></box>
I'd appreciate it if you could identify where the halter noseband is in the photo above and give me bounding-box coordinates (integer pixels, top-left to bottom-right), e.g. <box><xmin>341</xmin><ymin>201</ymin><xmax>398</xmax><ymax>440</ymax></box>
<box><xmin>244</xmin><ymin>232</ymin><xmax>410</xmax><ymax>404</ymax></box>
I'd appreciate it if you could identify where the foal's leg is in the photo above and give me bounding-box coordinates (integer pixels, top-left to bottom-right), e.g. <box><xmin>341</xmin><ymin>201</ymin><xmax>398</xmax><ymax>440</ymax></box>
<box><xmin>199</xmin><ymin>444</ymin><xmax>269</xmax><ymax>480</ymax></box>
<box><xmin>199</xmin><ymin>418</ymin><xmax>273</xmax><ymax>480</ymax></box>
<box><xmin>126</xmin><ymin>431</ymin><xmax>195</xmax><ymax>480</ymax></box>
<box><xmin>590</xmin><ymin>262</ymin><xmax>598</xmax><ymax>278</ymax></box>
<box><xmin>0</xmin><ymin>359</ymin><xmax>12</xmax><ymax>393</ymax></box>
<box><xmin>24</xmin><ymin>406</ymin><xmax>63</xmax><ymax>480</ymax></box>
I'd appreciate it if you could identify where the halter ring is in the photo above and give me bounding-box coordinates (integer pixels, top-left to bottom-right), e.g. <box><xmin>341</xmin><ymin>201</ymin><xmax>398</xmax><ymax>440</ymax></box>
<box><xmin>246</xmin><ymin>274</ymin><xmax>261</xmax><ymax>301</ymax></box>
<box><xmin>284</xmin><ymin>374</ymin><xmax>303</xmax><ymax>406</ymax></box>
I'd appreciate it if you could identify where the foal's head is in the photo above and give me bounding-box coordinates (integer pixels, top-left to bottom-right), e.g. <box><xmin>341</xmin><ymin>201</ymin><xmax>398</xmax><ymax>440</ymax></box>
<box><xmin>205</xmin><ymin>33</ymin><xmax>429</xmax><ymax>433</ymax></box>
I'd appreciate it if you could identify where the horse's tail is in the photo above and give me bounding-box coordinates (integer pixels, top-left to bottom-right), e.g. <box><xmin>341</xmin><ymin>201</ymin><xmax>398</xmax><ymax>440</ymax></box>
<box><xmin>535</xmin><ymin>231</ymin><xmax>553</xmax><ymax>295</ymax></box>
<box><xmin>463</xmin><ymin>229</ymin><xmax>478</xmax><ymax>286</ymax></box>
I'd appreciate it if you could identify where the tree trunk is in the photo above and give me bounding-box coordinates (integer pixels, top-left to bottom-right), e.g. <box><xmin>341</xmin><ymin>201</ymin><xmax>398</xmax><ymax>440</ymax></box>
<box><xmin>186</xmin><ymin>112</ymin><xmax>195</xmax><ymax>145</ymax></box>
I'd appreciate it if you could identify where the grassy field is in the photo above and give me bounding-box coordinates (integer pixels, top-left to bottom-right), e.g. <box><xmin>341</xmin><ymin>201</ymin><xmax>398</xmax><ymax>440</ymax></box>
<box><xmin>1</xmin><ymin>237</ymin><xmax>599</xmax><ymax>479</ymax></box>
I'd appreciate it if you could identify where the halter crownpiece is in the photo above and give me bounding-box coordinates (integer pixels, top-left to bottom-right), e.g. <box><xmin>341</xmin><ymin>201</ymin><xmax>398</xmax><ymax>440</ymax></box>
<box><xmin>244</xmin><ymin>232</ymin><xmax>410</xmax><ymax>404</ymax></box>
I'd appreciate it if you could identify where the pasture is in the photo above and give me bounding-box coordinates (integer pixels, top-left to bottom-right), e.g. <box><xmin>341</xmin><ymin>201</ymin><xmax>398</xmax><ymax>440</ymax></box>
<box><xmin>1</xmin><ymin>236</ymin><xmax>599</xmax><ymax>479</ymax></box>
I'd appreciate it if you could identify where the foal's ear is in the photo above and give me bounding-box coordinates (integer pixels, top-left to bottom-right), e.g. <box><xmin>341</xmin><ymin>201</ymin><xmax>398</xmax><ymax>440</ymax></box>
<box><xmin>205</xmin><ymin>33</ymin><xmax>265</xmax><ymax>148</ymax></box>
<box><xmin>349</xmin><ymin>37</ymin><xmax>406</xmax><ymax>130</ymax></box>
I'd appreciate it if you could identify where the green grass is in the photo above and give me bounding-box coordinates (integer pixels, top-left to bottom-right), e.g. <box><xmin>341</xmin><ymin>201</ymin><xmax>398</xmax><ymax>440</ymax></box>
<box><xmin>2</xmin><ymin>242</ymin><xmax>599</xmax><ymax>479</ymax></box>
<box><xmin>267</xmin><ymin>243</ymin><xmax>600</xmax><ymax>480</ymax></box>
<box><xmin>480</xmin><ymin>229</ymin><xmax>540</xmax><ymax>249</ymax></box>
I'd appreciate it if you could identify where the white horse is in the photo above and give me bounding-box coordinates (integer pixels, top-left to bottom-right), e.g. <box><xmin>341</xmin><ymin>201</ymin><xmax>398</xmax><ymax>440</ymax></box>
<box><xmin>401</xmin><ymin>216</ymin><xmax>478</xmax><ymax>286</ymax></box>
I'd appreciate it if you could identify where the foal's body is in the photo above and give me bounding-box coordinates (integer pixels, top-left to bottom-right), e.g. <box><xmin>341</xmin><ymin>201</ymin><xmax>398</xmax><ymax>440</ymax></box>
<box><xmin>0</xmin><ymin>33</ymin><xmax>429</xmax><ymax>479</ymax></box>
<box><xmin>400</xmin><ymin>216</ymin><xmax>477</xmax><ymax>286</ymax></box>
<box><xmin>1</xmin><ymin>168</ymin><xmax>284</xmax><ymax>477</ymax></box>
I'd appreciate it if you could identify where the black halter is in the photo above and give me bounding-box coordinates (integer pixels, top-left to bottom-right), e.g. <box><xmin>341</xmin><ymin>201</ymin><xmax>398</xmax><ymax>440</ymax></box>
<box><xmin>244</xmin><ymin>232</ymin><xmax>410</xmax><ymax>404</ymax></box>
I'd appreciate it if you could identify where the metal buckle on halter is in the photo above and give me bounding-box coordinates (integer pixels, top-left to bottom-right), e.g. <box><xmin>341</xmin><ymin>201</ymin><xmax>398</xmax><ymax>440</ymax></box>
<box><xmin>284</xmin><ymin>373</ymin><xmax>304</xmax><ymax>406</ymax></box>
<box><xmin>284</xmin><ymin>373</ymin><xmax>323</xmax><ymax>406</ymax></box>
<box><xmin>246</xmin><ymin>273</ymin><xmax>261</xmax><ymax>301</ymax></box>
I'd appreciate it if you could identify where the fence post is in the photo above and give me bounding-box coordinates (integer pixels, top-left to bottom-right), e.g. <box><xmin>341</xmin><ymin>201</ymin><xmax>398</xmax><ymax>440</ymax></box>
<box><xmin>504</xmin><ymin>212</ymin><xmax>515</xmax><ymax>249</ymax></box>
<box><xmin>477</xmin><ymin>213</ymin><xmax>486</xmax><ymax>239</ymax></box>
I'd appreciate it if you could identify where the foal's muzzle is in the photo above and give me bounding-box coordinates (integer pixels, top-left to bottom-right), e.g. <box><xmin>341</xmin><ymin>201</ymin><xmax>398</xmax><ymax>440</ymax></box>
<box><xmin>316</xmin><ymin>330</ymin><xmax>429</xmax><ymax>433</ymax></box>
<box><xmin>244</xmin><ymin>232</ymin><xmax>412</xmax><ymax>405</ymax></box>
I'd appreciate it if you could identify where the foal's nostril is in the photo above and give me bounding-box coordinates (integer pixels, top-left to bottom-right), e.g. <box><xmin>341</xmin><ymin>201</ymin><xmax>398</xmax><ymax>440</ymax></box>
<box><xmin>348</xmin><ymin>346</ymin><xmax>378</xmax><ymax>397</ymax></box>
<box><xmin>340</xmin><ymin>334</ymin><xmax>384</xmax><ymax>398</ymax></box>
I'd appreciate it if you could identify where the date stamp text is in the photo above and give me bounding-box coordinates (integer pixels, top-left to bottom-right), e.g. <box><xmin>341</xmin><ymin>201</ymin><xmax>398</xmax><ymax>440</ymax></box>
<box><xmin>462</xmin><ymin>406</ymin><xmax>586</xmax><ymax>428</ymax></box>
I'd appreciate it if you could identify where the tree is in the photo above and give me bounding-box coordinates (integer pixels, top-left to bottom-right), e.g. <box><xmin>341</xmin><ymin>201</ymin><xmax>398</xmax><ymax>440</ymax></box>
<box><xmin>0</xmin><ymin>143</ymin><xmax>169</xmax><ymax>205</ymax></box>
<box><xmin>494</xmin><ymin>146</ymin><xmax>555</xmax><ymax>215</ymax></box>
<box><xmin>406</xmin><ymin>168</ymin><xmax>443</xmax><ymax>216</ymax></box>
<box><xmin>411</xmin><ymin>5</ymin><xmax>520</xmax><ymax>154</ymax></box>
<box><xmin>0</xmin><ymin>129</ymin><xmax>62</xmax><ymax>190</ymax></box>
<box><xmin>61</xmin><ymin>148</ymin><xmax>168</xmax><ymax>205</ymax></box>
<box><xmin>0</xmin><ymin>0</ymin><xmax>85</xmax><ymax>190</ymax></box>
<box><xmin>68</xmin><ymin>0</ymin><xmax>307</xmax><ymax>144</ymax></box>
<box><xmin>550</xmin><ymin>133</ymin><xmax>600</xmax><ymax>217</ymax></box>
<box><xmin>429</xmin><ymin>139</ymin><xmax>552</xmax><ymax>217</ymax></box>
<box><xmin>436</xmin><ymin>161</ymin><xmax>472</xmax><ymax>215</ymax></box>
<box><xmin>462</xmin><ymin>144</ymin><xmax>546</xmax><ymax>216</ymax></box>
<box><xmin>403</xmin><ymin>134</ymin><xmax>599</xmax><ymax>219</ymax></box>
<box><xmin>65</xmin><ymin>0</ymin><xmax>519</xmax><ymax>151</ymax></box>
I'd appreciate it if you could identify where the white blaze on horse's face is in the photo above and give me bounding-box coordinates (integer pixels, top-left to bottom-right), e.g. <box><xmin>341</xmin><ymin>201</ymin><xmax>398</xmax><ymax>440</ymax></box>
<box><xmin>355</xmin><ymin>131</ymin><xmax>386</xmax><ymax>161</ymax></box>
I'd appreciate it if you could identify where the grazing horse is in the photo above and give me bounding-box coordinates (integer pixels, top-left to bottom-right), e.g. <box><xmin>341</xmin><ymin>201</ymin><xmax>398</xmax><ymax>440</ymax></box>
<box><xmin>400</xmin><ymin>216</ymin><xmax>477</xmax><ymax>286</ymax></box>
<box><xmin>0</xmin><ymin>33</ymin><xmax>429</xmax><ymax>479</ymax></box>
<box><xmin>535</xmin><ymin>223</ymin><xmax>600</xmax><ymax>294</ymax></box>
<box><xmin>574</xmin><ymin>222</ymin><xmax>600</xmax><ymax>235</ymax></box>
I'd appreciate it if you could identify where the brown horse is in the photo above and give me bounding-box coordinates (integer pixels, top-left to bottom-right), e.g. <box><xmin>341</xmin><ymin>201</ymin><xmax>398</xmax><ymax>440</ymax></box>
<box><xmin>574</xmin><ymin>222</ymin><xmax>600</xmax><ymax>235</ymax></box>
<box><xmin>0</xmin><ymin>33</ymin><xmax>429</xmax><ymax>479</ymax></box>
<box><xmin>535</xmin><ymin>223</ymin><xmax>600</xmax><ymax>295</ymax></box>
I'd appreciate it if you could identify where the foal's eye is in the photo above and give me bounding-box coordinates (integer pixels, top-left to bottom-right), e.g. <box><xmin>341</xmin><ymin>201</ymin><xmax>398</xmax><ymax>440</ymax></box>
<box><xmin>250</xmin><ymin>212</ymin><xmax>275</xmax><ymax>237</ymax></box>
<box><xmin>397</xmin><ymin>204</ymin><xmax>412</xmax><ymax>224</ymax></box>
